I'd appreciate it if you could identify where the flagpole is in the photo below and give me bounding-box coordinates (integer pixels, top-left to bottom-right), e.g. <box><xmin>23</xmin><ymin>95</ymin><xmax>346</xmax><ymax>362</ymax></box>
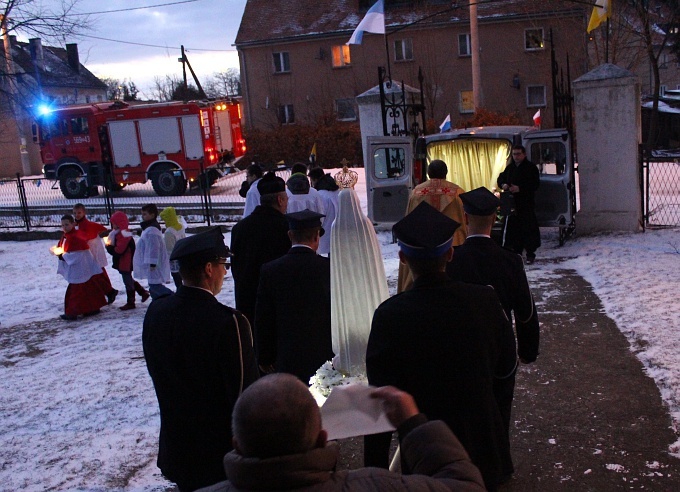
<box><xmin>384</xmin><ymin>32</ymin><xmax>392</xmax><ymax>85</ymax></box>
<box><xmin>605</xmin><ymin>17</ymin><xmax>609</xmax><ymax>63</ymax></box>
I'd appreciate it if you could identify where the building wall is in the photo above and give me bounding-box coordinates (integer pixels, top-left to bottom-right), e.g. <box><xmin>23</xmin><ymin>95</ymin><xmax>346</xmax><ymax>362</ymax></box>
<box><xmin>238</xmin><ymin>12</ymin><xmax>587</xmax><ymax>132</ymax></box>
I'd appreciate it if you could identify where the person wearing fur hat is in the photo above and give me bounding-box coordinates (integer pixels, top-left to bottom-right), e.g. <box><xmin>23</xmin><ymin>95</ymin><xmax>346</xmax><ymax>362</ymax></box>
<box><xmin>106</xmin><ymin>211</ymin><xmax>150</xmax><ymax>310</ymax></box>
<box><xmin>159</xmin><ymin>207</ymin><xmax>187</xmax><ymax>289</ymax></box>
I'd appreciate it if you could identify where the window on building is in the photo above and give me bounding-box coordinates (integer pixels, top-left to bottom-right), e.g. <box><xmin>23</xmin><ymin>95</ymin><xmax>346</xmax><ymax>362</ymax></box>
<box><xmin>525</xmin><ymin>28</ymin><xmax>544</xmax><ymax>51</ymax></box>
<box><xmin>332</xmin><ymin>45</ymin><xmax>351</xmax><ymax>67</ymax></box>
<box><xmin>336</xmin><ymin>98</ymin><xmax>357</xmax><ymax>121</ymax></box>
<box><xmin>394</xmin><ymin>39</ymin><xmax>413</xmax><ymax>61</ymax></box>
<box><xmin>273</xmin><ymin>52</ymin><xmax>291</xmax><ymax>73</ymax></box>
<box><xmin>278</xmin><ymin>104</ymin><xmax>295</xmax><ymax>124</ymax></box>
<box><xmin>458</xmin><ymin>33</ymin><xmax>471</xmax><ymax>57</ymax></box>
<box><xmin>660</xmin><ymin>85</ymin><xmax>667</xmax><ymax>96</ymax></box>
<box><xmin>459</xmin><ymin>90</ymin><xmax>474</xmax><ymax>114</ymax></box>
<box><xmin>527</xmin><ymin>85</ymin><xmax>546</xmax><ymax>107</ymax></box>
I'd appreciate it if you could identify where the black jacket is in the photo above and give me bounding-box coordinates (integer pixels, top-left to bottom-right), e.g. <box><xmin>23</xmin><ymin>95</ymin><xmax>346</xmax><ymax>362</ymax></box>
<box><xmin>448</xmin><ymin>236</ymin><xmax>539</xmax><ymax>362</ymax></box>
<box><xmin>255</xmin><ymin>247</ymin><xmax>332</xmax><ymax>382</ymax></box>
<box><xmin>142</xmin><ymin>286</ymin><xmax>259</xmax><ymax>491</ymax></box>
<box><xmin>365</xmin><ymin>272</ymin><xmax>517</xmax><ymax>491</ymax></box>
<box><xmin>230</xmin><ymin>205</ymin><xmax>291</xmax><ymax>325</ymax></box>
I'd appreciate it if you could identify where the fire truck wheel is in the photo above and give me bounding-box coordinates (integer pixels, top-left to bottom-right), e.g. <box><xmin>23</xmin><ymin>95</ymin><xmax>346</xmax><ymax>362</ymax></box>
<box><xmin>59</xmin><ymin>168</ymin><xmax>88</xmax><ymax>199</ymax></box>
<box><xmin>151</xmin><ymin>166</ymin><xmax>187</xmax><ymax>196</ymax></box>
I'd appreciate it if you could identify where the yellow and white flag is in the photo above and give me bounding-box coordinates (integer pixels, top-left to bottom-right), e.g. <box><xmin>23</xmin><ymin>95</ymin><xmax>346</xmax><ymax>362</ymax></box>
<box><xmin>587</xmin><ymin>0</ymin><xmax>611</xmax><ymax>33</ymax></box>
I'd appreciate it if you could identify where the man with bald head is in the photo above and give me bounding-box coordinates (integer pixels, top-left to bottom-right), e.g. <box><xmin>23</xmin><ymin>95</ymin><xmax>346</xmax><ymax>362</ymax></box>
<box><xmin>196</xmin><ymin>373</ymin><xmax>484</xmax><ymax>491</ymax></box>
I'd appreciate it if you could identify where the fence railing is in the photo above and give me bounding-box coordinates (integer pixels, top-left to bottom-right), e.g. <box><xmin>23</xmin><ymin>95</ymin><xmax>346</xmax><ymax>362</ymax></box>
<box><xmin>0</xmin><ymin>168</ymin><xmax>292</xmax><ymax>231</ymax></box>
<box><xmin>641</xmin><ymin>148</ymin><xmax>680</xmax><ymax>228</ymax></box>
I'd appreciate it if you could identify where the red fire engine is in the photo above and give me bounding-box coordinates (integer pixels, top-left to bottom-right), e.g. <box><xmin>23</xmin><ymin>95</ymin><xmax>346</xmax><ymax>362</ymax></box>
<box><xmin>35</xmin><ymin>98</ymin><xmax>246</xmax><ymax>198</ymax></box>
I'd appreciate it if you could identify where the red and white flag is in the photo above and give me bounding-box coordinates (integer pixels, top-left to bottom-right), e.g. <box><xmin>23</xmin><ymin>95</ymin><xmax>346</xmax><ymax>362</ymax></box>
<box><xmin>533</xmin><ymin>109</ymin><xmax>541</xmax><ymax>128</ymax></box>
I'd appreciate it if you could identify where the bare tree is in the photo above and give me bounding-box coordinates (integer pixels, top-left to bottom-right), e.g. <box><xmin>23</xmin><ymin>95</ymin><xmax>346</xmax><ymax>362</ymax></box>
<box><xmin>100</xmin><ymin>78</ymin><xmax>139</xmax><ymax>101</ymax></box>
<box><xmin>204</xmin><ymin>68</ymin><xmax>241</xmax><ymax>98</ymax></box>
<box><xmin>150</xmin><ymin>74</ymin><xmax>183</xmax><ymax>102</ymax></box>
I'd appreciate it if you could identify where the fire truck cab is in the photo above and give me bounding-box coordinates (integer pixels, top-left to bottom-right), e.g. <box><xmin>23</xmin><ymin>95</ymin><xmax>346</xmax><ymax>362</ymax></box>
<box><xmin>35</xmin><ymin>99</ymin><xmax>245</xmax><ymax>199</ymax></box>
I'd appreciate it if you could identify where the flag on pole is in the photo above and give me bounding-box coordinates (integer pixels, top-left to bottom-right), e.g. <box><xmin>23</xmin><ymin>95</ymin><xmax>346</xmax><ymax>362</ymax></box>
<box><xmin>587</xmin><ymin>0</ymin><xmax>611</xmax><ymax>33</ymax></box>
<box><xmin>439</xmin><ymin>114</ymin><xmax>451</xmax><ymax>133</ymax></box>
<box><xmin>309</xmin><ymin>143</ymin><xmax>317</xmax><ymax>165</ymax></box>
<box><xmin>347</xmin><ymin>0</ymin><xmax>385</xmax><ymax>45</ymax></box>
<box><xmin>533</xmin><ymin>109</ymin><xmax>541</xmax><ymax>128</ymax></box>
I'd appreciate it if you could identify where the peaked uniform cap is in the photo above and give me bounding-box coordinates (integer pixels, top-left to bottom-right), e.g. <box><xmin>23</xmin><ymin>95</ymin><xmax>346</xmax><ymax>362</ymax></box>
<box><xmin>257</xmin><ymin>172</ymin><xmax>286</xmax><ymax>195</ymax></box>
<box><xmin>393</xmin><ymin>202</ymin><xmax>460</xmax><ymax>258</ymax></box>
<box><xmin>460</xmin><ymin>187</ymin><xmax>501</xmax><ymax>216</ymax></box>
<box><xmin>170</xmin><ymin>227</ymin><xmax>230</xmax><ymax>261</ymax></box>
<box><xmin>285</xmin><ymin>209</ymin><xmax>326</xmax><ymax>236</ymax></box>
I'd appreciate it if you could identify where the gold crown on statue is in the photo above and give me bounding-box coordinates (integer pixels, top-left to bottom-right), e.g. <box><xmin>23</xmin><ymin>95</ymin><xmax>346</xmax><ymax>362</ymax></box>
<box><xmin>334</xmin><ymin>159</ymin><xmax>358</xmax><ymax>189</ymax></box>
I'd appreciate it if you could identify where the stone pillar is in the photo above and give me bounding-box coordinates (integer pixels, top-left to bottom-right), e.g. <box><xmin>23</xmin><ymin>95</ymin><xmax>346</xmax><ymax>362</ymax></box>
<box><xmin>573</xmin><ymin>63</ymin><xmax>642</xmax><ymax>233</ymax></box>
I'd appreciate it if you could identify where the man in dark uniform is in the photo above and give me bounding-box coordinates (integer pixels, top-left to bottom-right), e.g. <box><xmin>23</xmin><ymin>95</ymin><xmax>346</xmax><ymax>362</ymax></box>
<box><xmin>143</xmin><ymin>227</ymin><xmax>259</xmax><ymax>491</ymax></box>
<box><xmin>365</xmin><ymin>202</ymin><xmax>517</xmax><ymax>491</ymax></box>
<box><xmin>447</xmin><ymin>187</ymin><xmax>540</xmax><ymax>470</ymax></box>
<box><xmin>254</xmin><ymin>209</ymin><xmax>333</xmax><ymax>382</ymax></box>
<box><xmin>497</xmin><ymin>145</ymin><xmax>541</xmax><ymax>264</ymax></box>
<box><xmin>231</xmin><ymin>172</ymin><xmax>291</xmax><ymax>326</ymax></box>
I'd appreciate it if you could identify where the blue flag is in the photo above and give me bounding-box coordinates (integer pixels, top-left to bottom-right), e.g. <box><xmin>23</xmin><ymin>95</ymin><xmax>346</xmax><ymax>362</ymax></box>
<box><xmin>347</xmin><ymin>0</ymin><xmax>385</xmax><ymax>45</ymax></box>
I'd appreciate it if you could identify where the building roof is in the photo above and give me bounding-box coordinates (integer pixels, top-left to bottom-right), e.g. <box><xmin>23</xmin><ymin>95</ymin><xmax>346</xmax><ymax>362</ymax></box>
<box><xmin>235</xmin><ymin>0</ymin><xmax>586</xmax><ymax>47</ymax></box>
<box><xmin>4</xmin><ymin>39</ymin><xmax>107</xmax><ymax>91</ymax></box>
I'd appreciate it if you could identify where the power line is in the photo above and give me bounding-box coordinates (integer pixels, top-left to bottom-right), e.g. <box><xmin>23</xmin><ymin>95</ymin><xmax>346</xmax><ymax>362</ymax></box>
<box><xmin>77</xmin><ymin>33</ymin><xmax>236</xmax><ymax>52</ymax></box>
<box><xmin>70</xmin><ymin>0</ymin><xmax>200</xmax><ymax>16</ymax></box>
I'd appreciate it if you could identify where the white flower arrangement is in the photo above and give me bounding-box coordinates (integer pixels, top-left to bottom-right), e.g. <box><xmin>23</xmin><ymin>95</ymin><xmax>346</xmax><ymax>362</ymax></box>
<box><xmin>309</xmin><ymin>360</ymin><xmax>368</xmax><ymax>406</ymax></box>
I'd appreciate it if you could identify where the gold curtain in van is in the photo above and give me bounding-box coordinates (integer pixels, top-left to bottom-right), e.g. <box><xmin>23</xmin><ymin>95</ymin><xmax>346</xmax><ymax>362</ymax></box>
<box><xmin>427</xmin><ymin>139</ymin><xmax>511</xmax><ymax>192</ymax></box>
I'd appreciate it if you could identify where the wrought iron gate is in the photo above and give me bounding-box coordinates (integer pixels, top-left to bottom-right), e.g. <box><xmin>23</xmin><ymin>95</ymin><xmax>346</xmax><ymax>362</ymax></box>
<box><xmin>640</xmin><ymin>147</ymin><xmax>680</xmax><ymax>229</ymax></box>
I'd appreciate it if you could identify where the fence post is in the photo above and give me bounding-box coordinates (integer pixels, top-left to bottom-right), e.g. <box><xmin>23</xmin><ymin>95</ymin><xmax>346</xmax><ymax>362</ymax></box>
<box><xmin>103</xmin><ymin>170</ymin><xmax>115</xmax><ymax>223</ymax></box>
<box><xmin>198</xmin><ymin>158</ymin><xmax>212</xmax><ymax>227</ymax></box>
<box><xmin>16</xmin><ymin>173</ymin><xmax>31</xmax><ymax>231</ymax></box>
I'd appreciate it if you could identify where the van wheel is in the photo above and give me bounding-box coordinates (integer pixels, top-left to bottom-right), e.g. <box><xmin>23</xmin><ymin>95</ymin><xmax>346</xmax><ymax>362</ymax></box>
<box><xmin>151</xmin><ymin>165</ymin><xmax>187</xmax><ymax>196</ymax></box>
<box><xmin>59</xmin><ymin>168</ymin><xmax>88</xmax><ymax>199</ymax></box>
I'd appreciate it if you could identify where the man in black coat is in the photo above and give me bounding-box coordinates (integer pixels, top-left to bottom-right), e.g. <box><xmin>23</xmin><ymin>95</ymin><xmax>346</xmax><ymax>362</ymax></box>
<box><xmin>143</xmin><ymin>228</ymin><xmax>260</xmax><ymax>491</ymax></box>
<box><xmin>231</xmin><ymin>172</ymin><xmax>291</xmax><ymax>326</ymax></box>
<box><xmin>447</xmin><ymin>187</ymin><xmax>540</xmax><ymax>470</ymax></box>
<box><xmin>497</xmin><ymin>145</ymin><xmax>541</xmax><ymax>264</ymax></box>
<box><xmin>365</xmin><ymin>202</ymin><xmax>517</xmax><ymax>492</ymax></box>
<box><xmin>254</xmin><ymin>209</ymin><xmax>333</xmax><ymax>382</ymax></box>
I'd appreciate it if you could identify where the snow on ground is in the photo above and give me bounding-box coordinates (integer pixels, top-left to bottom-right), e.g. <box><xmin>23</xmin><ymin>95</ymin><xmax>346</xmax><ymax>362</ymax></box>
<box><xmin>1</xmin><ymin>169</ymin><xmax>680</xmax><ymax>489</ymax></box>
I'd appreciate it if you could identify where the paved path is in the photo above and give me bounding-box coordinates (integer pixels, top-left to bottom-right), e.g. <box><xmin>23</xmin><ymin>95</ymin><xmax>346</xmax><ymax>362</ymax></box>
<box><xmin>503</xmin><ymin>260</ymin><xmax>680</xmax><ymax>490</ymax></box>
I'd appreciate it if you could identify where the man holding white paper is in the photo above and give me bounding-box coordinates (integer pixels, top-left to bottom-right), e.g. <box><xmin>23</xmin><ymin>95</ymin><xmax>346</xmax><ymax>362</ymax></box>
<box><xmin>196</xmin><ymin>374</ymin><xmax>485</xmax><ymax>492</ymax></box>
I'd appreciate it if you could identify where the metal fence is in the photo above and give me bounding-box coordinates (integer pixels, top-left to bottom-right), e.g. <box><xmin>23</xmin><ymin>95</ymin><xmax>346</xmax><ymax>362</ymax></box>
<box><xmin>641</xmin><ymin>148</ymin><xmax>680</xmax><ymax>228</ymax></box>
<box><xmin>0</xmin><ymin>168</ymin><xmax>292</xmax><ymax>231</ymax></box>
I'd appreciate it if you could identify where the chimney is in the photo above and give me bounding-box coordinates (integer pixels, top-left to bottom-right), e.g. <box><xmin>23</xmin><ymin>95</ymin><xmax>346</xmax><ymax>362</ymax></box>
<box><xmin>66</xmin><ymin>43</ymin><xmax>80</xmax><ymax>74</ymax></box>
<box><xmin>29</xmin><ymin>38</ymin><xmax>44</xmax><ymax>71</ymax></box>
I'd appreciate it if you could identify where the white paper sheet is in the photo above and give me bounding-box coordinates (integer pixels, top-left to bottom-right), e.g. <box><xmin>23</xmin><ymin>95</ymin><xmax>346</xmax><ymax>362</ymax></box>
<box><xmin>320</xmin><ymin>384</ymin><xmax>396</xmax><ymax>440</ymax></box>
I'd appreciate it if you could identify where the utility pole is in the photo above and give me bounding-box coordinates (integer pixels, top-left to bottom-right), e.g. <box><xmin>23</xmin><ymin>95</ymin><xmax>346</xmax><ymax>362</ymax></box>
<box><xmin>470</xmin><ymin>0</ymin><xmax>483</xmax><ymax>111</ymax></box>
<box><xmin>1</xmin><ymin>15</ymin><xmax>32</xmax><ymax>176</ymax></box>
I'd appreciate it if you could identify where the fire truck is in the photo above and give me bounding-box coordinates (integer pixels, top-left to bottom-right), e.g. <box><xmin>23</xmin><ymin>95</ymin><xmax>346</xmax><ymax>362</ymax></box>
<box><xmin>35</xmin><ymin>98</ymin><xmax>246</xmax><ymax>198</ymax></box>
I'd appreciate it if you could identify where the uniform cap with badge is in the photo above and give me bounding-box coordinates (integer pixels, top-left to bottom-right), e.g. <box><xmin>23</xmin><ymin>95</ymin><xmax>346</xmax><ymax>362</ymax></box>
<box><xmin>460</xmin><ymin>187</ymin><xmax>501</xmax><ymax>216</ymax></box>
<box><xmin>285</xmin><ymin>209</ymin><xmax>326</xmax><ymax>236</ymax></box>
<box><xmin>170</xmin><ymin>227</ymin><xmax>231</xmax><ymax>265</ymax></box>
<box><xmin>393</xmin><ymin>202</ymin><xmax>460</xmax><ymax>259</ymax></box>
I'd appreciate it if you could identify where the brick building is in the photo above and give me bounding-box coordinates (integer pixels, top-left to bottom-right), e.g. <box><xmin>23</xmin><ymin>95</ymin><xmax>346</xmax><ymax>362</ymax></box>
<box><xmin>235</xmin><ymin>0</ymin><xmax>590</xmax><ymax>133</ymax></box>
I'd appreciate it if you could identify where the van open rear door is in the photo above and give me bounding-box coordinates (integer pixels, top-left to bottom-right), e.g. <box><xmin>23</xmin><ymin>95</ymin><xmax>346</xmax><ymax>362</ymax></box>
<box><xmin>366</xmin><ymin>136</ymin><xmax>413</xmax><ymax>224</ymax></box>
<box><xmin>523</xmin><ymin>129</ymin><xmax>576</xmax><ymax>244</ymax></box>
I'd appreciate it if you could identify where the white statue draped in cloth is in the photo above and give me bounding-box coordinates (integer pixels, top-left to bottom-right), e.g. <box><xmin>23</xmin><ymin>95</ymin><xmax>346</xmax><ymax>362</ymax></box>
<box><xmin>330</xmin><ymin>187</ymin><xmax>389</xmax><ymax>376</ymax></box>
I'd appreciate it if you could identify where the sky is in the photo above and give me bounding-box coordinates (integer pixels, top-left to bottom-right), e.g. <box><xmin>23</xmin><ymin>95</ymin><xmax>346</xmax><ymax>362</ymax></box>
<box><xmin>19</xmin><ymin>0</ymin><xmax>247</xmax><ymax>97</ymax></box>
<box><xmin>2</xmin><ymin>168</ymin><xmax>680</xmax><ymax>489</ymax></box>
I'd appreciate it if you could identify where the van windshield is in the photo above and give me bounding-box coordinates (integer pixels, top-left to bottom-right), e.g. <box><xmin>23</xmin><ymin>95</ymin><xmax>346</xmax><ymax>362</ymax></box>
<box><xmin>427</xmin><ymin>138</ymin><xmax>510</xmax><ymax>191</ymax></box>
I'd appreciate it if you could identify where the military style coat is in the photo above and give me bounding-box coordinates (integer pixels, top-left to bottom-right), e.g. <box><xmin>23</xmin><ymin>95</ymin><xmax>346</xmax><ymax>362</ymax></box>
<box><xmin>254</xmin><ymin>247</ymin><xmax>333</xmax><ymax>382</ymax></box>
<box><xmin>142</xmin><ymin>286</ymin><xmax>259</xmax><ymax>491</ymax></box>
<box><xmin>230</xmin><ymin>205</ymin><xmax>291</xmax><ymax>325</ymax></box>
<box><xmin>366</xmin><ymin>272</ymin><xmax>517</xmax><ymax>491</ymax></box>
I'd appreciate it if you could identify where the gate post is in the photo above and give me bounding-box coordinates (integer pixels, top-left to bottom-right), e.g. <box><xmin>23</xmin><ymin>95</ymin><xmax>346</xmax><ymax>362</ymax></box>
<box><xmin>573</xmin><ymin>64</ymin><xmax>642</xmax><ymax>233</ymax></box>
<box><xmin>16</xmin><ymin>173</ymin><xmax>31</xmax><ymax>231</ymax></box>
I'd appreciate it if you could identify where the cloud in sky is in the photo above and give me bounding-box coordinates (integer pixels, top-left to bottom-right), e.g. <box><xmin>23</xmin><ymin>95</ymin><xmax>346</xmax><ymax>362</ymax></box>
<box><xmin>33</xmin><ymin>0</ymin><xmax>246</xmax><ymax>95</ymax></box>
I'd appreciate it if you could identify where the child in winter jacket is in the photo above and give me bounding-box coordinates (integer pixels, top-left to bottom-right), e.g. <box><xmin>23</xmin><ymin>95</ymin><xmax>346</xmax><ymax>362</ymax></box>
<box><xmin>159</xmin><ymin>206</ymin><xmax>186</xmax><ymax>289</ymax></box>
<box><xmin>106</xmin><ymin>211</ymin><xmax>150</xmax><ymax>310</ymax></box>
<box><xmin>133</xmin><ymin>203</ymin><xmax>173</xmax><ymax>300</ymax></box>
